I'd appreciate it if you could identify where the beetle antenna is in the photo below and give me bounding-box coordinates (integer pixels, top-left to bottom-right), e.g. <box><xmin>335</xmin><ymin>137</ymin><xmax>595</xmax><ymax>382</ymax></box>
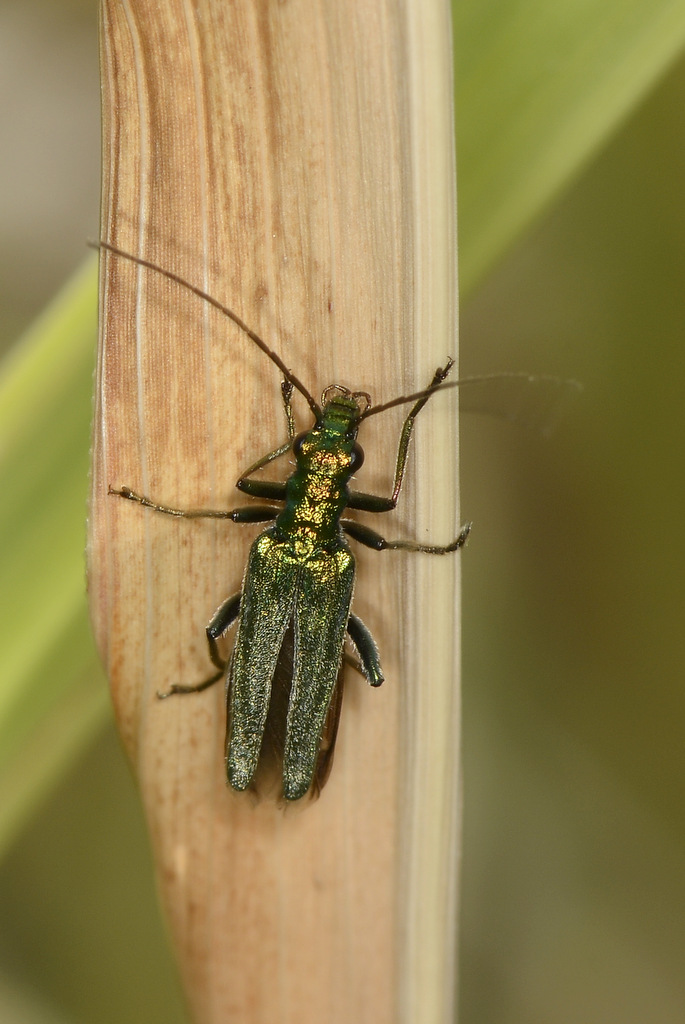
<box><xmin>90</xmin><ymin>240</ymin><xmax>321</xmax><ymax>419</ymax></box>
<box><xmin>359</xmin><ymin>378</ymin><xmax>466</xmax><ymax>420</ymax></box>
<box><xmin>359</xmin><ymin>373</ymin><xmax>583</xmax><ymax>421</ymax></box>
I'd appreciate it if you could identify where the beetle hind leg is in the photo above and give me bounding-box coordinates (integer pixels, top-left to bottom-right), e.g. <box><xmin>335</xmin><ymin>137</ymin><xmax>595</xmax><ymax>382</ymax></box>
<box><xmin>157</xmin><ymin>670</ymin><xmax>225</xmax><ymax>700</ymax></box>
<box><xmin>346</xmin><ymin>614</ymin><xmax>384</xmax><ymax>686</ymax></box>
<box><xmin>157</xmin><ymin>591</ymin><xmax>242</xmax><ymax>699</ymax></box>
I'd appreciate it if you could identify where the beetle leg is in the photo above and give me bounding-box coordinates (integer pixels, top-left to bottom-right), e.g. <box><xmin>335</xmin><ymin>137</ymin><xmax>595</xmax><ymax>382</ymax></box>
<box><xmin>342</xmin><ymin>518</ymin><xmax>471</xmax><ymax>555</ymax></box>
<box><xmin>281</xmin><ymin>378</ymin><xmax>296</xmax><ymax>440</ymax></box>
<box><xmin>109</xmin><ymin>486</ymin><xmax>278</xmax><ymax>522</ymax></box>
<box><xmin>157</xmin><ymin>669</ymin><xmax>223</xmax><ymax>700</ymax></box>
<box><xmin>346</xmin><ymin>614</ymin><xmax>384</xmax><ymax>687</ymax></box>
<box><xmin>206</xmin><ymin>591</ymin><xmax>242</xmax><ymax>669</ymax></box>
<box><xmin>157</xmin><ymin>591</ymin><xmax>242</xmax><ymax>699</ymax></box>
<box><xmin>348</xmin><ymin>361</ymin><xmax>455</xmax><ymax>512</ymax></box>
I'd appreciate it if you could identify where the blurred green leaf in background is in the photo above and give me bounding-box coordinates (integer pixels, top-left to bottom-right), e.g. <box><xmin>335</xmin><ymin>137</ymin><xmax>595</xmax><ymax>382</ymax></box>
<box><xmin>1</xmin><ymin>0</ymin><xmax>685</xmax><ymax>1021</ymax></box>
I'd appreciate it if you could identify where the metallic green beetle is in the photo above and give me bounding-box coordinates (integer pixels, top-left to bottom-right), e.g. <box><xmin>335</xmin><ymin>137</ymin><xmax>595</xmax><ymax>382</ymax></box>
<box><xmin>99</xmin><ymin>242</ymin><xmax>470</xmax><ymax>801</ymax></box>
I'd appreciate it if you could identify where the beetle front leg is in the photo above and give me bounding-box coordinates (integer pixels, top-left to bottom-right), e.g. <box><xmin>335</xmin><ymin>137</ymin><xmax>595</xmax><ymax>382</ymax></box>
<box><xmin>348</xmin><ymin>360</ymin><xmax>455</xmax><ymax>514</ymax></box>
<box><xmin>234</xmin><ymin>440</ymin><xmax>291</xmax><ymax>501</ymax></box>
<box><xmin>280</xmin><ymin>379</ymin><xmax>296</xmax><ymax>440</ymax></box>
<box><xmin>342</xmin><ymin>518</ymin><xmax>471</xmax><ymax>555</ymax></box>
<box><xmin>233</xmin><ymin>377</ymin><xmax>305</xmax><ymax>501</ymax></box>
<box><xmin>234</xmin><ymin>377</ymin><xmax>299</xmax><ymax>500</ymax></box>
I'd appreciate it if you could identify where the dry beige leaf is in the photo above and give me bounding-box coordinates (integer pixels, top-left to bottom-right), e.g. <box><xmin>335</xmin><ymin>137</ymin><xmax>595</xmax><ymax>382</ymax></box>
<box><xmin>88</xmin><ymin>1</ymin><xmax>462</xmax><ymax>1021</ymax></box>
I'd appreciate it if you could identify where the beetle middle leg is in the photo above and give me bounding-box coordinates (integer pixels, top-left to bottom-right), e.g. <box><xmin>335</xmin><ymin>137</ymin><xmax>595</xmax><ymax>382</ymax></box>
<box><xmin>342</xmin><ymin>518</ymin><xmax>472</xmax><ymax>555</ymax></box>
<box><xmin>157</xmin><ymin>591</ymin><xmax>242</xmax><ymax>699</ymax></box>
<box><xmin>109</xmin><ymin>485</ymin><xmax>279</xmax><ymax>524</ymax></box>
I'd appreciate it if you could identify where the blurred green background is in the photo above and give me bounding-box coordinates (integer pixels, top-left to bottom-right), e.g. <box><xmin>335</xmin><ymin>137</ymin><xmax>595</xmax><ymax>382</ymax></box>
<box><xmin>1</xmin><ymin>0</ymin><xmax>684</xmax><ymax>1021</ymax></box>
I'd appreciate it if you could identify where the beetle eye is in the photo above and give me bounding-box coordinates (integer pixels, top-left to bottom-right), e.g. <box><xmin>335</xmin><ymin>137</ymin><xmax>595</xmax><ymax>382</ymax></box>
<box><xmin>349</xmin><ymin>444</ymin><xmax>364</xmax><ymax>472</ymax></box>
<box><xmin>293</xmin><ymin>432</ymin><xmax>308</xmax><ymax>456</ymax></box>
